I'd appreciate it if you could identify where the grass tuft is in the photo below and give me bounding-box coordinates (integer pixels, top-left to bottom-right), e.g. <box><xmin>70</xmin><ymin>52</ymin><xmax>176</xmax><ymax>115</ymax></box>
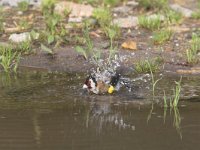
<box><xmin>186</xmin><ymin>33</ymin><xmax>200</xmax><ymax>64</ymax></box>
<box><xmin>18</xmin><ymin>1</ymin><xmax>29</xmax><ymax>12</ymax></box>
<box><xmin>163</xmin><ymin>77</ymin><xmax>182</xmax><ymax>108</ymax></box>
<box><xmin>153</xmin><ymin>28</ymin><xmax>173</xmax><ymax>45</ymax></box>
<box><xmin>191</xmin><ymin>11</ymin><xmax>200</xmax><ymax>19</ymax></box>
<box><xmin>41</xmin><ymin>0</ymin><xmax>56</xmax><ymax>16</ymax></box>
<box><xmin>172</xmin><ymin>77</ymin><xmax>182</xmax><ymax>107</ymax></box>
<box><xmin>16</xmin><ymin>41</ymin><xmax>32</xmax><ymax>54</ymax></box>
<box><xmin>0</xmin><ymin>7</ymin><xmax>5</xmax><ymax>33</ymax></box>
<box><xmin>0</xmin><ymin>45</ymin><xmax>21</xmax><ymax>72</ymax></box>
<box><xmin>138</xmin><ymin>0</ymin><xmax>168</xmax><ymax>10</ymax></box>
<box><xmin>138</xmin><ymin>15</ymin><xmax>162</xmax><ymax>31</ymax></box>
<box><xmin>135</xmin><ymin>58</ymin><xmax>161</xmax><ymax>74</ymax></box>
<box><xmin>164</xmin><ymin>9</ymin><xmax>183</xmax><ymax>25</ymax></box>
<box><xmin>92</xmin><ymin>7</ymin><xmax>112</xmax><ymax>30</ymax></box>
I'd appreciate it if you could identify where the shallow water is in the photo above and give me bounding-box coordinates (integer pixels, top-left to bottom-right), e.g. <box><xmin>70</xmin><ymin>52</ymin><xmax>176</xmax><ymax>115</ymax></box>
<box><xmin>0</xmin><ymin>71</ymin><xmax>199</xmax><ymax>150</ymax></box>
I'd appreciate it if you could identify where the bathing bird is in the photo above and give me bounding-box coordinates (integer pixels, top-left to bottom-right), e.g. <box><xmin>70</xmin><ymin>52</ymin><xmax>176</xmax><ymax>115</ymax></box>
<box><xmin>83</xmin><ymin>73</ymin><xmax>121</xmax><ymax>94</ymax></box>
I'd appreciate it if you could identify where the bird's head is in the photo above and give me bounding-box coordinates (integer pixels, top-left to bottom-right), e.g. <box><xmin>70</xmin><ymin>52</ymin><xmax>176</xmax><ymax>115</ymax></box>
<box><xmin>83</xmin><ymin>75</ymin><xmax>98</xmax><ymax>94</ymax></box>
<box><xmin>108</xmin><ymin>73</ymin><xmax>120</xmax><ymax>94</ymax></box>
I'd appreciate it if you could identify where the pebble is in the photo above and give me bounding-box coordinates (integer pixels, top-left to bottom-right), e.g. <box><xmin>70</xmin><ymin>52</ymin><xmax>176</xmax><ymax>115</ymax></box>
<box><xmin>54</xmin><ymin>1</ymin><xmax>94</xmax><ymax>18</ymax></box>
<box><xmin>170</xmin><ymin>4</ymin><xmax>193</xmax><ymax>17</ymax></box>
<box><xmin>112</xmin><ymin>6</ymin><xmax>132</xmax><ymax>14</ymax></box>
<box><xmin>0</xmin><ymin>0</ymin><xmax>41</xmax><ymax>7</ymax></box>
<box><xmin>113</xmin><ymin>16</ymin><xmax>138</xmax><ymax>28</ymax></box>
<box><xmin>148</xmin><ymin>14</ymin><xmax>165</xmax><ymax>21</ymax></box>
<box><xmin>9</xmin><ymin>32</ymin><xmax>31</xmax><ymax>43</ymax></box>
<box><xmin>127</xmin><ymin>0</ymin><xmax>138</xmax><ymax>7</ymax></box>
<box><xmin>68</xmin><ymin>17</ymin><xmax>82</xmax><ymax>23</ymax></box>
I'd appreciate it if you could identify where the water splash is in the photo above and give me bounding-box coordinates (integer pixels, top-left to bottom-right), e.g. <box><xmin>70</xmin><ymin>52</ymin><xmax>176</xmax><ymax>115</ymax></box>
<box><xmin>88</xmin><ymin>54</ymin><xmax>151</xmax><ymax>93</ymax></box>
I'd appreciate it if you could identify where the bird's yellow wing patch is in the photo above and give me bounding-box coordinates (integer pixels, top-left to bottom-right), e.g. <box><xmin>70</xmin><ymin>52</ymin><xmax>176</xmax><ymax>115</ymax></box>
<box><xmin>108</xmin><ymin>86</ymin><xmax>114</xmax><ymax>94</ymax></box>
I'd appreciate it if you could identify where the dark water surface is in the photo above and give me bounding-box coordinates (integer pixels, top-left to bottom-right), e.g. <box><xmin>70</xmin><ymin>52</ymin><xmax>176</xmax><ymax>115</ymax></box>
<box><xmin>0</xmin><ymin>71</ymin><xmax>199</xmax><ymax>150</ymax></box>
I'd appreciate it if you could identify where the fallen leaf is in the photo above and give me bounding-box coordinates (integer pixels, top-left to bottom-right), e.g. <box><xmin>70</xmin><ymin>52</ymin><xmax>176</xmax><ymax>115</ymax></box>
<box><xmin>122</xmin><ymin>40</ymin><xmax>137</xmax><ymax>50</ymax></box>
<box><xmin>41</xmin><ymin>44</ymin><xmax>53</xmax><ymax>55</ymax></box>
<box><xmin>90</xmin><ymin>31</ymin><xmax>101</xmax><ymax>38</ymax></box>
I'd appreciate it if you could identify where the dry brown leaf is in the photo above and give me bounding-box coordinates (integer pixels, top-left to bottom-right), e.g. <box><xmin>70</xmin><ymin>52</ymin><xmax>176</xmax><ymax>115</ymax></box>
<box><xmin>122</xmin><ymin>41</ymin><xmax>137</xmax><ymax>50</ymax></box>
<box><xmin>90</xmin><ymin>31</ymin><xmax>101</xmax><ymax>38</ymax></box>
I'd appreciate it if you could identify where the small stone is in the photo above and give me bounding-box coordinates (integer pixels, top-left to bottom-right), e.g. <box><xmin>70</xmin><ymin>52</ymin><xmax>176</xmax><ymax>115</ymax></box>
<box><xmin>112</xmin><ymin>6</ymin><xmax>132</xmax><ymax>14</ymax></box>
<box><xmin>113</xmin><ymin>16</ymin><xmax>138</xmax><ymax>28</ymax></box>
<box><xmin>17</xmin><ymin>11</ymin><xmax>23</xmax><ymax>15</ymax></box>
<box><xmin>102</xmin><ymin>42</ymin><xmax>110</xmax><ymax>49</ymax></box>
<box><xmin>175</xmin><ymin>43</ymin><xmax>179</xmax><ymax>46</ymax></box>
<box><xmin>9</xmin><ymin>32</ymin><xmax>31</xmax><ymax>43</ymax></box>
<box><xmin>131</xmin><ymin>52</ymin><xmax>135</xmax><ymax>56</ymax></box>
<box><xmin>170</xmin><ymin>4</ymin><xmax>193</xmax><ymax>17</ymax></box>
<box><xmin>148</xmin><ymin>14</ymin><xmax>165</xmax><ymax>21</ymax></box>
<box><xmin>0</xmin><ymin>0</ymin><xmax>40</xmax><ymax>7</ymax></box>
<box><xmin>54</xmin><ymin>1</ymin><xmax>94</xmax><ymax>18</ymax></box>
<box><xmin>127</xmin><ymin>1</ymin><xmax>139</xmax><ymax>7</ymax></box>
<box><xmin>68</xmin><ymin>17</ymin><xmax>82</xmax><ymax>23</ymax></box>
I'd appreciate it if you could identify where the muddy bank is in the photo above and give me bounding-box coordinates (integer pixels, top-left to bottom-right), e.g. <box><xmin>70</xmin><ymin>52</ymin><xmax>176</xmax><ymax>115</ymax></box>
<box><xmin>0</xmin><ymin>0</ymin><xmax>200</xmax><ymax>75</ymax></box>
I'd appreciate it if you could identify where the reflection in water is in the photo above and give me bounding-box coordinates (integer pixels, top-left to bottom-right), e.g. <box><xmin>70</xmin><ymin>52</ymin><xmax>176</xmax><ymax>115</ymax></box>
<box><xmin>147</xmin><ymin>102</ymin><xmax>182</xmax><ymax>139</ymax></box>
<box><xmin>163</xmin><ymin>107</ymin><xmax>182</xmax><ymax>139</ymax></box>
<box><xmin>0</xmin><ymin>71</ymin><xmax>199</xmax><ymax>150</ymax></box>
<box><xmin>88</xmin><ymin>101</ymin><xmax>136</xmax><ymax>133</ymax></box>
<box><xmin>32</xmin><ymin>114</ymin><xmax>41</xmax><ymax>147</ymax></box>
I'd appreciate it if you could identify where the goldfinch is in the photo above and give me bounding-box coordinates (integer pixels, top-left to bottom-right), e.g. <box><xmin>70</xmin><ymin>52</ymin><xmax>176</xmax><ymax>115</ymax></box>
<box><xmin>83</xmin><ymin>74</ymin><xmax>120</xmax><ymax>94</ymax></box>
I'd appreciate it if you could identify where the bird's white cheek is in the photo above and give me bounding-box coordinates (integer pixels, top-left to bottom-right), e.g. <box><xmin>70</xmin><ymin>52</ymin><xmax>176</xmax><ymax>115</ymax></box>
<box><xmin>83</xmin><ymin>84</ymin><xmax>88</xmax><ymax>89</ymax></box>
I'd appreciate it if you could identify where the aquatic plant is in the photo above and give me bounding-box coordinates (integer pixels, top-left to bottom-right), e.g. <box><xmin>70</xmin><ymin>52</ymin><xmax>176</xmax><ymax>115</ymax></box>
<box><xmin>143</xmin><ymin>60</ymin><xmax>162</xmax><ymax>123</ymax></box>
<box><xmin>173</xmin><ymin>107</ymin><xmax>182</xmax><ymax>138</ymax></box>
<box><xmin>153</xmin><ymin>28</ymin><xmax>173</xmax><ymax>45</ymax></box>
<box><xmin>147</xmin><ymin>60</ymin><xmax>162</xmax><ymax>99</ymax></box>
<box><xmin>163</xmin><ymin>77</ymin><xmax>182</xmax><ymax>108</ymax></box>
<box><xmin>0</xmin><ymin>46</ymin><xmax>21</xmax><ymax>72</ymax></box>
<box><xmin>138</xmin><ymin>15</ymin><xmax>162</xmax><ymax>31</ymax></box>
<box><xmin>172</xmin><ymin>77</ymin><xmax>182</xmax><ymax>107</ymax></box>
<box><xmin>163</xmin><ymin>90</ymin><xmax>168</xmax><ymax>108</ymax></box>
<box><xmin>162</xmin><ymin>102</ymin><xmax>182</xmax><ymax>138</ymax></box>
<box><xmin>18</xmin><ymin>1</ymin><xmax>29</xmax><ymax>12</ymax></box>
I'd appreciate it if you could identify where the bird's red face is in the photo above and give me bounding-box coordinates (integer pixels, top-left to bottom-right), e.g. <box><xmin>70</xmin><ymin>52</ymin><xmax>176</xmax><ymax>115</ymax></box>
<box><xmin>83</xmin><ymin>76</ymin><xmax>98</xmax><ymax>93</ymax></box>
<box><xmin>84</xmin><ymin>78</ymin><xmax>92</xmax><ymax>89</ymax></box>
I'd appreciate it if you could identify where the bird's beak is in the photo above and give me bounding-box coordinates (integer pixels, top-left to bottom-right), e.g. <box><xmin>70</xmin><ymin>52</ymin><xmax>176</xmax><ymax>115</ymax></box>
<box><xmin>83</xmin><ymin>84</ymin><xmax>88</xmax><ymax>89</ymax></box>
<box><xmin>108</xmin><ymin>86</ymin><xmax>114</xmax><ymax>94</ymax></box>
